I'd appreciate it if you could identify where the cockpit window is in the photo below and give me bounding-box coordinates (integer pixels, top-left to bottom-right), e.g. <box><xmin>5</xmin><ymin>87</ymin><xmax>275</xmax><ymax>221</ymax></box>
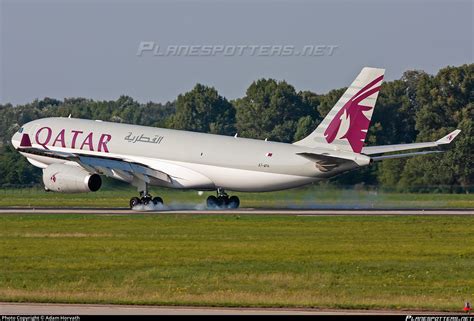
<box><xmin>18</xmin><ymin>127</ymin><xmax>24</xmax><ymax>133</ymax></box>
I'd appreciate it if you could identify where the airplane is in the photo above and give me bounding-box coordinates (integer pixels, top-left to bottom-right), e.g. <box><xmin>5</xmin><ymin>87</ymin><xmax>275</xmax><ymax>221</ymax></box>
<box><xmin>10</xmin><ymin>67</ymin><xmax>461</xmax><ymax>209</ymax></box>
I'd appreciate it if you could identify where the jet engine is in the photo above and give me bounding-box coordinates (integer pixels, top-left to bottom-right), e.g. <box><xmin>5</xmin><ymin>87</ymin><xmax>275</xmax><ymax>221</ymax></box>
<box><xmin>42</xmin><ymin>163</ymin><xmax>102</xmax><ymax>193</ymax></box>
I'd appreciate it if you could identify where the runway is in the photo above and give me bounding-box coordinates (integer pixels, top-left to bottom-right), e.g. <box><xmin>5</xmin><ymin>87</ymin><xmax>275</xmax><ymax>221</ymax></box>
<box><xmin>0</xmin><ymin>302</ymin><xmax>459</xmax><ymax>315</ymax></box>
<box><xmin>0</xmin><ymin>207</ymin><xmax>472</xmax><ymax>215</ymax></box>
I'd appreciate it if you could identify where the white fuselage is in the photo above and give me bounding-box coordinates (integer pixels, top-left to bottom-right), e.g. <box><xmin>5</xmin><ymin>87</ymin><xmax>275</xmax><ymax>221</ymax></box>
<box><xmin>11</xmin><ymin>118</ymin><xmax>370</xmax><ymax>192</ymax></box>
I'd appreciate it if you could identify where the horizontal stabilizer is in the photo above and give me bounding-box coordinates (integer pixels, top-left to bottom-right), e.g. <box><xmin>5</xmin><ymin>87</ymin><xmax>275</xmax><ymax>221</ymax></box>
<box><xmin>297</xmin><ymin>152</ymin><xmax>348</xmax><ymax>172</ymax></box>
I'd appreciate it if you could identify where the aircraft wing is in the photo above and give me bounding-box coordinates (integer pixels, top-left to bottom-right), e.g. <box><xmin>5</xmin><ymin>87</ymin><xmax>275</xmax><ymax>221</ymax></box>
<box><xmin>370</xmin><ymin>150</ymin><xmax>443</xmax><ymax>161</ymax></box>
<box><xmin>361</xmin><ymin>130</ymin><xmax>461</xmax><ymax>159</ymax></box>
<box><xmin>17</xmin><ymin>146</ymin><xmax>172</xmax><ymax>183</ymax></box>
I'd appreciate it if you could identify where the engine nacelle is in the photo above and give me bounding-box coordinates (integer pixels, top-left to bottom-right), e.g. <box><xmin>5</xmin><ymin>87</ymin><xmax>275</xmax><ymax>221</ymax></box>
<box><xmin>42</xmin><ymin>163</ymin><xmax>102</xmax><ymax>193</ymax></box>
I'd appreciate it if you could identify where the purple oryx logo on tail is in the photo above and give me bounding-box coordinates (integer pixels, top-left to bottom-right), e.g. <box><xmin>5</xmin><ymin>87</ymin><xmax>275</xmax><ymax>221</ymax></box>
<box><xmin>324</xmin><ymin>75</ymin><xmax>383</xmax><ymax>153</ymax></box>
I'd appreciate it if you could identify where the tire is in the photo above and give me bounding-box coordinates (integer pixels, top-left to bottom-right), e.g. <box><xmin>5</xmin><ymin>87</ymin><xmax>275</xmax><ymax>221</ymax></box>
<box><xmin>130</xmin><ymin>197</ymin><xmax>141</xmax><ymax>209</ymax></box>
<box><xmin>228</xmin><ymin>196</ymin><xmax>240</xmax><ymax>209</ymax></box>
<box><xmin>206</xmin><ymin>195</ymin><xmax>218</xmax><ymax>208</ymax></box>
<box><xmin>152</xmin><ymin>196</ymin><xmax>163</xmax><ymax>205</ymax></box>
<box><xmin>217</xmin><ymin>196</ymin><xmax>227</xmax><ymax>208</ymax></box>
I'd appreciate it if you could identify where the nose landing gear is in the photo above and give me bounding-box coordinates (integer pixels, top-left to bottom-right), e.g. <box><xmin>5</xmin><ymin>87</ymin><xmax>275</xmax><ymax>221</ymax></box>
<box><xmin>206</xmin><ymin>188</ymin><xmax>240</xmax><ymax>209</ymax></box>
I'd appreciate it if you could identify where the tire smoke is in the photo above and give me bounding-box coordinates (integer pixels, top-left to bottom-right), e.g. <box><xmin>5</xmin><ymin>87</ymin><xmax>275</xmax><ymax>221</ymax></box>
<box><xmin>131</xmin><ymin>201</ymin><xmax>208</xmax><ymax>211</ymax></box>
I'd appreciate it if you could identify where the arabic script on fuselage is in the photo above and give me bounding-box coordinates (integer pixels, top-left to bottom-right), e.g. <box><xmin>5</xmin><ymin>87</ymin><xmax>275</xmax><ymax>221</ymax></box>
<box><xmin>124</xmin><ymin>132</ymin><xmax>164</xmax><ymax>144</ymax></box>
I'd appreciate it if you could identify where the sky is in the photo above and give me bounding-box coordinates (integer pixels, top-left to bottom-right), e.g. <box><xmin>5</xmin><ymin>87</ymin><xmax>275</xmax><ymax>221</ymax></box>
<box><xmin>1</xmin><ymin>0</ymin><xmax>472</xmax><ymax>105</ymax></box>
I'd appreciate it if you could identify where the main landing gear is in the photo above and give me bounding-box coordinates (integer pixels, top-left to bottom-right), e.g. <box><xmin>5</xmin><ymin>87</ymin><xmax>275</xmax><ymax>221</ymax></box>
<box><xmin>129</xmin><ymin>192</ymin><xmax>163</xmax><ymax>208</ymax></box>
<box><xmin>206</xmin><ymin>188</ymin><xmax>240</xmax><ymax>209</ymax></box>
<box><xmin>129</xmin><ymin>179</ymin><xmax>163</xmax><ymax>209</ymax></box>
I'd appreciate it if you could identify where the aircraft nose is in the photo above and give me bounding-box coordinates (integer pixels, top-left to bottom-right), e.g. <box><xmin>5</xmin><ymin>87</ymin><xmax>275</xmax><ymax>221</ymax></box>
<box><xmin>11</xmin><ymin>132</ymin><xmax>21</xmax><ymax>149</ymax></box>
<box><xmin>12</xmin><ymin>126</ymin><xmax>33</xmax><ymax>149</ymax></box>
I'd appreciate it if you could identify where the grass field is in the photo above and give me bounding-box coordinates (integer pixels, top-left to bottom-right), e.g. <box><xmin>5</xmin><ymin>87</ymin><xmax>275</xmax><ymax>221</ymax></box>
<box><xmin>0</xmin><ymin>185</ymin><xmax>473</xmax><ymax>208</ymax></box>
<box><xmin>0</xmin><ymin>213</ymin><xmax>473</xmax><ymax>311</ymax></box>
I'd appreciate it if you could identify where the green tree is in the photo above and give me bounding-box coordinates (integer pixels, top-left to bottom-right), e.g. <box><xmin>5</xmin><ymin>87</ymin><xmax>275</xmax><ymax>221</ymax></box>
<box><xmin>316</xmin><ymin>87</ymin><xmax>346</xmax><ymax>119</ymax></box>
<box><xmin>368</xmin><ymin>71</ymin><xmax>427</xmax><ymax>188</ymax></box>
<box><xmin>0</xmin><ymin>145</ymin><xmax>41</xmax><ymax>186</ymax></box>
<box><xmin>293</xmin><ymin>91</ymin><xmax>321</xmax><ymax>141</ymax></box>
<box><xmin>399</xmin><ymin>64</ymin><xmax>473</xmax><ymax>191</ymax></box>
<box><xmin>235</xmin><ymin>79</ymin><xmax>313</xmax><ymax>142</ymax></box>
<box><xmin>0</xmin><ymin>64</ymin><xmax>471</xmax><ymax>191</ymax></box>
<box><xmin>169</xmin><ymin>84</ymin><xmax>236</xmax><ymax>135</ymax></box>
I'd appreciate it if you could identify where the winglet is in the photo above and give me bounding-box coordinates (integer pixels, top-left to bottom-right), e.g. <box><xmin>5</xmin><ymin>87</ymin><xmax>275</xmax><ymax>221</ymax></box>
<box><xmin>436</xmin><ymin>130</ymin><xmax>461</xmax><ymax>145</ymax></box>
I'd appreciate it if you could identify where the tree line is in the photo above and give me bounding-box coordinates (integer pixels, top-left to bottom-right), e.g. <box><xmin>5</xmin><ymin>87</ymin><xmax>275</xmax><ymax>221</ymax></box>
<box><xmin>0</xmin><ymin>64</ymin><xmax>472</xmax><ymax>192</ymax></box>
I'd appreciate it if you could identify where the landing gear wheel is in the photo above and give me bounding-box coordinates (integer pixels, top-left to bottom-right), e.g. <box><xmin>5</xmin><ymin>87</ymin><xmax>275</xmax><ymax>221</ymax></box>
<box><xmin>207</xmin><ymin>195</ymin><xmax>218</xmax><ymax>208</ymax></box>
<box><xmin>209</xmin><ymin>188</ymin><xmax>240</xmax><ymax>209</ymax></box>
<box><xmin>215</xmin><ymin>188</ymin><xmax>228</xmax><ymax>208</ymax></box>
<box><xmin>217</xmin><ymin>196</ymin><xmax>228</xmax><ymax>208</ymax></box>
<box><xmin>130</xmin><ymin>197</ymin><xmax>140</xmax><ymax>209</ymax></box>
<box><xmin>131</xmin><ymin>193</ymin><xmax>163</xmax><ymax>209</ymax></box>
<box><xmin>152</xmin><ymin>196</ymin><xmax>163</xmax><ymax>206</ymax></box>
<box><xmin>141</xmin><ymin>196</ymin><xmax>151</xmax><ymax>205</ymax></box>
<box><xmin>228</xmin><ymin>196</ymin><xmax>240</xmax><ymax>209</ymax></box>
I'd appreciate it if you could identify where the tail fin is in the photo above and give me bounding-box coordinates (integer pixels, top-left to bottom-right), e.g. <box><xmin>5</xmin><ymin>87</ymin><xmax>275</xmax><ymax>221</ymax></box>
<box><xmin>294</xmin><ymin>67</ymin><xmax>385</xmax><ymax>153</ymax></box>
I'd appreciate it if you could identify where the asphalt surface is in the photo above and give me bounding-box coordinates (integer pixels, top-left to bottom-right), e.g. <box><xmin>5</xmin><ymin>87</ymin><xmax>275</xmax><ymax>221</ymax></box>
<box><xmin>0</xmin><ymin>302</ymin><xmax>461</xmax><ymax>315</ymax></box>
<box><xmin>0</xmin><ymin>207</ymin><xmax>472</xmax><ymax>215</ymax></box>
